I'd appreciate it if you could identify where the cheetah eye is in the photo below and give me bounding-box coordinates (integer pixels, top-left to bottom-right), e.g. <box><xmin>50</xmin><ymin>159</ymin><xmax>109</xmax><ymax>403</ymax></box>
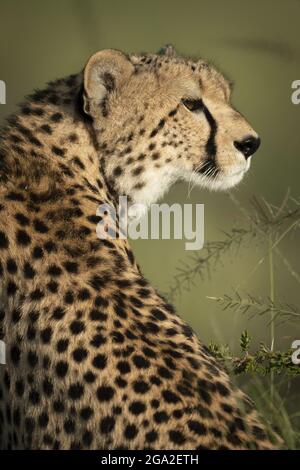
<box><xmin>182</xmin><ymin>98</ymin><xmax>204</xmax><ymax>112</ymax></box>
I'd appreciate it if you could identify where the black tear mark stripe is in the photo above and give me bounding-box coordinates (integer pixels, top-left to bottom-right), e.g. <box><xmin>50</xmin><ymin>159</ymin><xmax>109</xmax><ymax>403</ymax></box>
<box><xmin>203</xmin><ymin>102</ymin><xmax>217</xmax><ymax>158</ymax></box>
<box><xmin>197</xmin><ymin>101</ymin><xmax>219</xmax><ymax>177</ymax></box>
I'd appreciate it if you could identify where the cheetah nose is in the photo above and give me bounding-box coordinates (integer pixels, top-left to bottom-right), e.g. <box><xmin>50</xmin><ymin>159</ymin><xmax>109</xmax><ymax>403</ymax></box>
<box><xmin>234</xmin><ymin>136</ymin><xmax>261</xmax><ymax>160</ymax></box>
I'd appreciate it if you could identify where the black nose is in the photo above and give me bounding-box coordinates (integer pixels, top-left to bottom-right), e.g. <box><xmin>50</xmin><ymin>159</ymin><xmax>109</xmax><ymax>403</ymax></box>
<box><xmin>234</xmin><ymin>136</ymin><xmax>261</xmax><ymax>159</ymax></box>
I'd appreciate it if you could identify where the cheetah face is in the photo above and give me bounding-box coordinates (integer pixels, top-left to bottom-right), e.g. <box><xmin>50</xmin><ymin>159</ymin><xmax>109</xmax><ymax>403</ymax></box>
<box><xmin>83</xmin><ymin>47</ymin><xmax>260</xmax><ymax>208</ymax></box>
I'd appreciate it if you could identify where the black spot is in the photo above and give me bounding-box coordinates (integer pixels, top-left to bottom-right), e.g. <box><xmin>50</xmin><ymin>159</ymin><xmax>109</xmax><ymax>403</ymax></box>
<box><xmin>38</xmin><ymin>412</ymin><xmax>49</xmax><ymax>428</ymax></box>
<box><xmin>114</xmin><ymin>305</ymin><xmax>127</xmax><ymax>319</ymax></box>
<box><xmin>162</xmin><ymin>390</ymin><xmax>181</xmax><ymax>404</ymax></box>
<box><xmin>117</xmin><ymin>361</ymin><xmax>131</xmax><ymax>374</ymax></box>
<box><xmin>53</xmin><ymin>400</ymin><xmax>65</xmax><ymax>413</ymax></box>
<box><xmin>47</xmin><ymin>265</ymin><xmax>62</xmax><ymax>277</ymax></box>
<box><xmin>188</xmin><ymin>420</ymin><xmax>207</xmax><ymax>436</ymax></box>
<box><xmin>151</xmin><ymin>152</ymin><xmax>160</xmax><ymax>160</ymax></box>
<box><xmin>92</xmin><ymin>354</ymin><xmax>107</xmax><ymax>369</ymax></box>
<box><xmin>55</xmin><ymin>361</ymin><xmax>68</xmax><ymax>378</ymax></box>
<box><xmin>112</xmin><ymin>331</ymin><xmax>125</xmax><ymax>344</ymax></box>
<box><xmin>43</xmin><ymin>378</ymin><xmax>53</xmax><ymax>396</ymax></box>
<box><xmin>27</xmin><ymin>325</ymin><xmax>36</xmax><ymax>341</ymax></box>
<box><xmin>68</xmin><ymin>383</ymin><xmax>84</xmax><ymax>400</ymax></box>
<box><xmin>27</xmin><ymin>350</ymin><xmax>38</xmax><ymax>367</ymax></box>
<box><xmin>89</xmin><ymin>274</ymin><xmax>109</xmax><ymax>291</ymax></box>
<box><xmin>51</xmin><ymin>112</ymin><xmax>63</xmax><ymax>122</ymax></box>
<box><xmin>133</xmin><ymin>380</ymin><xmax>149</xmax><ymax>394</ymax></box>
<box><xmin>41</xmin><ymin>327</ymin><xmax>52</xmax><ymax>344</ymax></box>
<box><xmin>70</xmin><ymin>320</ymin><xmax>85</xmax><ymax>334</ymax></box>
<box><xmin>52</xmin><ymin>146</ymin><xmax>65</xmax><ymax>157</ymax></box>
<box><xmin>90</xmin><ymin>333</ymin><xmax>106</xmax><ymax>348</ymax></box>
<box><xmin>216</xmin><ymin>382</ymin><xmax>230</xmax><ymax>397</ymax></box>
<box><xmin>30</xmin><ymin>288</ymin><xmax>44</xmax><ymax>301</ymax></box>
<box><xmin>7</xmin><ymin>281</ymin><xmax>17</xmax><ymax>296</ymax></box>
<box><xmin>33</xmin><ymin>219</ymin><xmax>48</xmax><ymax>233</ymax></box>
<box><xmin>100</xmin><ymin>416</ymin><xmax>116</xmax><ymax>434</ymax></box>
<box><xmin>150</xmin><ymin>399</ymin><xmax>159</xmax><ymax>409</ymax></box>
<box><xmin>64</xmin><ymin>290</ymin><xmax>74</xmax><ymax>304</ymax></box>
<box><xmin>56</xmin><ymin>338</ymin><xmax>69</xmax><ymax>352</ymax></box>
<box><xmin>29</xmin><ymin>311</ymin><xmax>39</xmax><ymax>323</ymax></box>
<box><xmin>12</xmin><ymin>308</ymin><xmax>21</xmax><ymax>323</ymax></box>
<box><xmin>69</xmin><ymin>133</ymin><xmax>79</xmax><ymax>143</ymax></box>
<box><xmin>82</xmin><ymin>430</ymin><xmax>93</xmax><ymax>447</ymax></box>
<box><xmin>40</xmin><ymin>124</ymin><xmax>52</xmax><ymax>134</ymax></box>
<box><xmin>32</xmin><ymin>246</ymin><xmax>43</xmax><ymax>259</ymax></box>
<box><xmin>15</xmin><ymin>379</ymin><xmax>24</xmax><ymax>397</ymax></box>
<box><xmin>7</xmin><ymin>258</ymin><xmax>17</xmax><ymax>274</ymax></box>
<box><xmin>90</xmin><ymin>310</ymin><xmax>107</xmax><ymax>322</ymax></box>
<box><xmin>29</xmin><ymin>389</ymin><xmax>40</xmax><ymax>404</ymax></box>
<box><xmin>154</xmin><ymin>411</ymin><xmax>169</xmax><ymax>424</ymax></box>
<box><xmin>63</xmin><ymin>261</ymin><xmax>78</xmax><ymax>273</ymax></box>
<box><xmin>16</xmin><ymin>229</ymin><xmax>31</xmax><ymax>246</ymax></box>
<box><xmin>6</xmin><ymin>192</ymin><xmax>25</xmax><ymax>201</ymax></box>
<box><xmin>157</xmin><ymin>366</ymin><xmax>173</xmax><ymax>379</ymax></box>
<box><xmin>83</xmin><ymin>371</ymin><xmax>96</xmax><ymax>383</ymax></box>
<box><xmin>47</xmin><ymin>280</ymin><xmax>59</xmax><ymax>293</ymax></box>
<box><xmin>150</xmin><ymin>375</ymin><xmax>161</xmax><ymax>386</ymax></box>
<box><xmin>0</xmin><ymin>231</ymin><xmax>8</xmax><ymax>250</ymax></box>
<box><xmin>73</xmin><ymin>348</ymin><xmax>88</xmax><ymax>363</ymax></box>
<box><xmin>53</xmin><ymin>307</ymin><xmax>65</xmax><ymax>320</ymax></box>
<box><xmin>132</xmin><ymin>355</ymin><xmax>150</xmax><ymax>369</ymax></box>
<box><xmin>97</xmin><ymin>386</ymin><xmax>115</xmax><ymax>402</ymax></box>
<box><xmin>64</xmin><ymin>419</ymin><xmax>76</xmax><ymax>434</ymax></box>
<box><xmin>80</xmin><ymin>407</ymin><xmax>93</xmax><ymax>421</ymax></box>
<box><xmin>124</xmin><ymin>424</ymin><xmax>138</xmax><ymax>440</ymax></box>
<box><xmin>78</xmin><ymin>288</ymin><xmax>91</xmax><ymax>301</ymax></box>
<box><xmin>23</xmin><ymin>262</ymin><xmax>36</xmax><ymax>279</ymax></box>
<box><xmin>169</xmin><ymin>430</ymin><xmax>186</xmax><ymax>445</ymax></box>
<box><xmin>44</xmin><ymin>241</ymin><xmax>57</xmax><ymax>253</ymax></box>
<box><xmin>128</xmin><ymin>401</ymin><xmax>146</xmax><ymax>415</ymax></box>
<box><xmin>145</xmin><ymin>430</ymin><xmax>158</xmax><ymax>443</ymax></box>
<box><xmin>15</xmin><ymin>213</ymin><xmax>30</xmax><ymax>226</ymax></box>
<box><xmin>113</xmin><ymin>166</ymin><xmax>123</xmax><ymax>177</ymax></box>
<box><xmin>252</xmin><ymin>425</ymin><xmax>267</xmax><ymax>441</ymax></box>
<box><xmin>132</xmin><ymin>166</ymin><xmax>144</xmax><ymax>176</ymax></box>
<box><xmin>151</xmin><ymin>308</ymin><xmax>166</xmax><ymax>321</ymax></box>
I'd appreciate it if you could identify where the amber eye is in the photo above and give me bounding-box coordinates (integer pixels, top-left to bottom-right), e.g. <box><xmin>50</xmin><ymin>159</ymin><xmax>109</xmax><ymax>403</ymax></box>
<box><xmin>182</xmin><ymin>98</ymin><xmax>204</xmax><ymax>112</ymax></box>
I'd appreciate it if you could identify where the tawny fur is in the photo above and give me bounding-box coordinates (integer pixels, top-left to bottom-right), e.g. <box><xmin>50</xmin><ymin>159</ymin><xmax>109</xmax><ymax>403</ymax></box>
<box><xmin>0</xmin><ymin>47</ymin><xmax>279</xmax><ymax>449</ymax></box>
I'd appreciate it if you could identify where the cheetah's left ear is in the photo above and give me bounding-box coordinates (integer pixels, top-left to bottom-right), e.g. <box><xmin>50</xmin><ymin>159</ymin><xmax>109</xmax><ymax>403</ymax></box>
<box><xmin>83</xmin><ymin>49</ymin><xmax>134</xmax><ymax>116</ymax></box>
<box><xmin>157</xmin><ymin>44</ymin><xmax>178</xmax><ymax>57</ymax></box>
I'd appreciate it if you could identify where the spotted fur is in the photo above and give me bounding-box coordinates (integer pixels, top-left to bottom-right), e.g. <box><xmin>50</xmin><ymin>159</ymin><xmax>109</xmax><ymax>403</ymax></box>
<box><xmin>0</xmin><ymin>47</ymin><xmax>279</xmax><ymax>450</ymax></box>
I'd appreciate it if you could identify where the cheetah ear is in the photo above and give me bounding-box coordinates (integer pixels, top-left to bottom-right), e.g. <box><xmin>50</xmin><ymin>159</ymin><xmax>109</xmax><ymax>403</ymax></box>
<box><xmin>157</xmin><ymin>44</ymin><xmax>177</xmax><ymax>57</ymax></box>
<box><xmin>83</xmin><ymin>49</ymin><xmax>134</xmax><ymax>115</ymax></box>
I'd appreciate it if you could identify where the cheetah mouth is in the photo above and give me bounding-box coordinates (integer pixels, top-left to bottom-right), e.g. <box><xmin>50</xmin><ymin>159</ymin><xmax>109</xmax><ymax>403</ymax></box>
<box><xmin>191</xmin><ymin>159</ymin><xmax>250</xmax><ymax>191</ymax></box>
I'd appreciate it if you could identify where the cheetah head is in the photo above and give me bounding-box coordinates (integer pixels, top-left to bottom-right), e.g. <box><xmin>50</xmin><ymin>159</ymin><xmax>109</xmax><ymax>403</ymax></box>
<box><xmin>83</xmin><ymin>46</ymin><xmax>260</xmax><ymax>209</ymax></box>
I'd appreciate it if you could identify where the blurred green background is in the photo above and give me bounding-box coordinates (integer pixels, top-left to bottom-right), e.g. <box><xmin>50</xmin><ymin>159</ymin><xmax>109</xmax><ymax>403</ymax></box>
<box><xmin>0</xmin><ymin>0</ymin><xmax>299</xmax><ymax>353</ymax></box>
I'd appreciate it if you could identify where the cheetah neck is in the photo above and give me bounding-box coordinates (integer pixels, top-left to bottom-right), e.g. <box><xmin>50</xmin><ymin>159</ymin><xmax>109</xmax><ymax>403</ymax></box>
<box><xmin>0</xmin><ymin>73</ymin><xmax>116</xmax><ymax>207</ymax></box>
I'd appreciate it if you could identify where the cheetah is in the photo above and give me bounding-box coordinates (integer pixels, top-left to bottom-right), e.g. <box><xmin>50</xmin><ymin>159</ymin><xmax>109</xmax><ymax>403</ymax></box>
<box><xmin>0</xmin><ymin>45</ymin><xmax>279</xmax><ymax>450</ymax></box>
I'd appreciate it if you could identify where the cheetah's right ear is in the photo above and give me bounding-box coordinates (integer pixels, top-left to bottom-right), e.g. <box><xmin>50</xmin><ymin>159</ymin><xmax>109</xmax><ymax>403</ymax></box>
<box><xmin>83</xmin><ymin>49</ymin><xmax>134</xmax><ymax>116</ymax></box>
